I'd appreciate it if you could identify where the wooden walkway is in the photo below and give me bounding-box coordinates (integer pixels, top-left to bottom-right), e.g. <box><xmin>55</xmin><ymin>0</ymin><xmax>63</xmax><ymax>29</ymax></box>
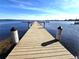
<box><xmin>6</xmin><ymin>22</ymin><xmax>74</xmax><ymax>59</ymax></box>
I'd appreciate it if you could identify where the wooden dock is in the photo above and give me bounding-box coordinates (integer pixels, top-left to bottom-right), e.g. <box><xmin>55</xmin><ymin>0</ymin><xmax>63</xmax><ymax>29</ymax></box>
<box><xmin>6</xmin><ymin>22</ymin><xmax>74</xmax><ymax>59</ymax></box>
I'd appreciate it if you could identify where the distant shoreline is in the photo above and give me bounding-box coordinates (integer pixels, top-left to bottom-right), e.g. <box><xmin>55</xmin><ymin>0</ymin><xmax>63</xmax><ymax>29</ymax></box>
<box><xmin>0</xmin><ymin>19</ymin><xmax>79</xmax><ymax>21</ymax></box>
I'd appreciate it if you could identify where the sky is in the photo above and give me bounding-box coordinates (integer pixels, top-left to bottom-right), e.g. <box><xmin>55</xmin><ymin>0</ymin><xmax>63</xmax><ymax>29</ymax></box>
<box><xmin>0</xmin><ymin>0</ymin><xmax>79</xmax><ymax>20</ymax></box>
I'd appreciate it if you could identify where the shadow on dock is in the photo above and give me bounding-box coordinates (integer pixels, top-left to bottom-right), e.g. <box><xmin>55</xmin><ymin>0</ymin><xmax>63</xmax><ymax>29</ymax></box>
<box><xmin>41</xmin><ymin>39</ymin><xmax>59</xmax><ymax>47</ymax></box>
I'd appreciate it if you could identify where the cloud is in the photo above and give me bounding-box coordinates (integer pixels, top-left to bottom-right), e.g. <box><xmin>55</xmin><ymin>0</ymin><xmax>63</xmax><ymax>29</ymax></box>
<box><xmin>9</xmin><ymin>0</ymin><xmax>79</xmax><ymax>13</ymax></box>
<box><xmin>9</xmin><ymin>0</ymin><xmax>51</xmax><ymax>13</ymax></box>
<box><xmin>0</xmin><ymin>12</ymin><xmax>78</xmax><ymax>20</ymax></box>
<box><xmin>9</xmin><ymin>0</ymin><xmax>40</xmax><ymax>7</ymax></box>
<box><xmin>1</xmin><ymin>0</ymin><xmax>79</xmax><ymax>20</ymax></box>
<box><xmin>59</xmin><ymin>0</ymin><xmax>79</xmax><ymax>10</ymax></box>
<box><xmin>12</xmin><ymin>4</ymin><xmax>63</xmax><ymax>14</ymax></box>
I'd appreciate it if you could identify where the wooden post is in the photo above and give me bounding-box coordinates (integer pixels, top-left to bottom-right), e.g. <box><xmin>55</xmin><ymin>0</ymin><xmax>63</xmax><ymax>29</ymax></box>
<box><xmin>56</xmin><ymin>26</ymin><xmax>63</xmax><ymax>40</ymax></box>
<box><xmin>11</xmin><ymin>27</ymin><xmax>19</xmax><ymax>44</ymax></box>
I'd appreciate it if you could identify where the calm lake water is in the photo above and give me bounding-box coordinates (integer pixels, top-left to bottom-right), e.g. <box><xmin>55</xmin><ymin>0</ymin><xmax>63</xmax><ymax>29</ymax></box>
<box><xmin>45</xmin><ymin>21</ymin><xmax>79</xmax><ymax>56</ymax></box>
<box><xmin>0</xmin><ymin>20</ymin><xmax>79</xmax><ymax>57</ymax></box>
<box><xmin>0</xmin><ymin>21</ymin><xmax>28</xmax><ymax>40</ymax></box>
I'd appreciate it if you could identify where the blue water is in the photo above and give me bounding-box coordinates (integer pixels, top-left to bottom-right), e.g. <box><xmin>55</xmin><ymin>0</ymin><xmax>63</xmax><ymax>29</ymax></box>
<box><xmin>45</xmin><ymin>21</ymin><xmax>79</xmax><ymax>56</ymax></box>
<box><xmin>0</xmin><ymin>20</ymin><xmax>79</xmax><ymax>57</ymax></box>
<box><xmin>0</xmin><ymin>21</ymin><xmax>28</xmax><ymax>40</ymax></box>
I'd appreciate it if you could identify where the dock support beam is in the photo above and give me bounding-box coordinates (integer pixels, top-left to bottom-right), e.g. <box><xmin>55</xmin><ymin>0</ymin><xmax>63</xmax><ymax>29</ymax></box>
<box><xmin>11</xmin><ymin>27</ymin><xmax>19</xmax><ymax>44</ymax></box>
<box><xmin>56</xmin><ymin>26</ymin><xmax>63</xmax><ymax>40</ymax></box>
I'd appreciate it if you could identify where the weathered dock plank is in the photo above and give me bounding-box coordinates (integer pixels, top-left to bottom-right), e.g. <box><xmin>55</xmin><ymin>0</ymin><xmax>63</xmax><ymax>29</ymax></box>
<box><xmin>6</xmin><ymin>22</ymin><xmax>74</xmax><ymax>59</ymax></box>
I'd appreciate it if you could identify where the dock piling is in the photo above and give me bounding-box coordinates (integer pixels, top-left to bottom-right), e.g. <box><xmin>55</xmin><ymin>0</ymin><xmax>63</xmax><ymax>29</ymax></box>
<box><xmin>11</xmin><ymin>27</ymin><xmax>19</xmax><ymax>44</ymax></box>
<box><xmin>56</xmin><ymin>26</ymin><xmax>63</xmax><ymax>40</ymax></box>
